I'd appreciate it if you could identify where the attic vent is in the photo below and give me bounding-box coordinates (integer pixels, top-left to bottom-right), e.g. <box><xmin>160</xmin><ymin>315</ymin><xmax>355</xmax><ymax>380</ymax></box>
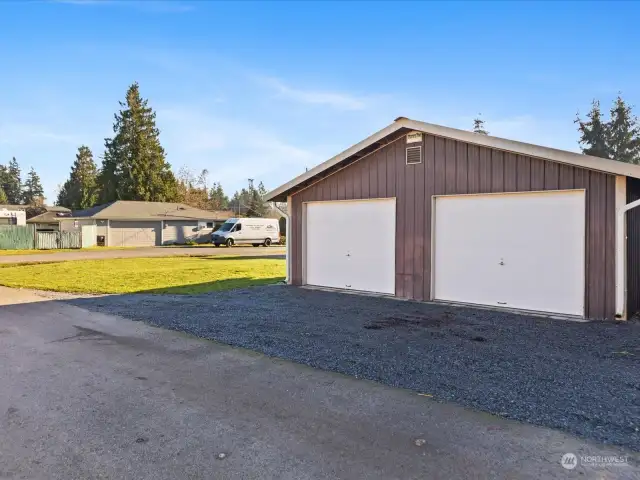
<box><xmin>406</xmin><ymin>146</ymin><xmax>422</xmax><ymax>165</ymax></box>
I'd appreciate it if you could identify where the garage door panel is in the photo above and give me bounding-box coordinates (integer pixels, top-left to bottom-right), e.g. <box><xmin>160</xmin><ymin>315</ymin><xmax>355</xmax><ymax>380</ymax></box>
<box><xmin>306</xmin><ymin>203</ymin><xmax>348</xmax><ymax>289</ymax></box>
<box><xmin>306</xmin><ymin>199</ymin><xmax>395</xmax><ymax>294</ymax></box>
<box><xmin>109</xmin><ymin>221</ymin><xmax>160</xmax><ymax>247</ymax></box>
<box><xmin>434</xmin><ymin>190</ymin><xmax>585</xmax><ymax>316</ymax></box>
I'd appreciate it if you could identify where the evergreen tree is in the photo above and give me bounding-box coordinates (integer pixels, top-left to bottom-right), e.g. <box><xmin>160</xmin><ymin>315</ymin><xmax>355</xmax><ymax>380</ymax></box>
<box><xmin>209</xmin><ymin>182</ymin><xmax>229</xmax><ymax>210</ymax></box>
<box><xmin>228</xmin><ymin>180</ymin><xmax>268</xmax><ymax>216</ymax></box>
<box><xmin>576</xmin><ymin>96</ymin><xmax>640</xmax><ymax>164</ymax></box>
<box><xmin>228</xmin><ymin>188</ymin><xmax>249</xmax><ymax>216</ymax></box>
<box><xmin>608</xmin><ymin>96</ymin><xmax>640</xmax><ymax>164</ymax></box>
<box><xmin>97</xmin><ymin>146</ymin><xmax>118</xmax><ymax>204</ymax></box>
<box><xmin>472</xmin><ymin>116</ymin><xmax>489</xmax><ymax>135</ymax></box>
<box><xmin>576</xmin><ymin>100</ymin><xmax>610</xmax><ymax>159</ymax></box>
<box><xmin>0</xmin><ymin>165</ymin><xmax>9</xmax><ymax>204</ymax></box>
<box><xmin>98</xmin><ymin>82</ymin><xmax>178</xmax><ymax>202</ymax></box>
<box><xmin>5</xmin><ymin>157</ymin><xmax>22</xmax><ymax>204</ymax></box>
<box><xmin>246</xmin><ymin>179</ymin><xmax>268</xmax><ymax>217</ymax></box>
<box><xmin>57</xmin><ymin>145</ymin><xmax>99</xmax><ymax>209</ymax></box>
<box><xmin>22</xmin><ymin>167</ymin><xmax>45</xmax><ymax>205</ymax></box>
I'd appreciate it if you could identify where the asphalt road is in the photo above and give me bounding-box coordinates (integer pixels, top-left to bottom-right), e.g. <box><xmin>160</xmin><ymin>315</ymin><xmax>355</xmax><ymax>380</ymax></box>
<box><xmin>0</xmin><ymin>287</ymin><xmax>637</xmax><ymax>479</ymax></box>
<box><xmin>0</xmin><ymin>245</ymin><xmax>285</xmax><ymax>264</ymax></box>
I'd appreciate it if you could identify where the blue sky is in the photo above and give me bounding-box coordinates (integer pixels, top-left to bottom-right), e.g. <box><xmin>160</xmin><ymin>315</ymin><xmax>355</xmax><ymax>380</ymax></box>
<box><xmin>0</xmin><ymin>0</ymin><xmax>639</xmax><ymax>202</ymax></box>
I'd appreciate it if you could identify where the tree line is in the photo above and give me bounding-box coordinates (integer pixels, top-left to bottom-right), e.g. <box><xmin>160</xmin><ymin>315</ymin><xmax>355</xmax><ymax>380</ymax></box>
<box><xmin>14</xmin><ymin>84</ymin><xmax>639</xmax><ymax>214</ymax></box>
<box><xmin>473</xmin><ymin>95</ymin><xmax>640</xmax><ymax>163</ymax></box>
<box><xmin>26</xmin><ymin>81</ymin><xmax>269</xmax><ymax>215</ymax></box>
<box><xmin>175</xmin><ymin>167</ymin><xmax>269</xmax><ymax>217</ymax></box>
<box><xmin>0</xmin><ymin>157</ymin><xmax>45</xmax><ymax>206</ymax></box>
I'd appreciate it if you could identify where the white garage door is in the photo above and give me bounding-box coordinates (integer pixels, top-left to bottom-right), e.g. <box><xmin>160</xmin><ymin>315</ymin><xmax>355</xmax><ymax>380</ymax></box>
<box><xmin>433</xmin><ymin>190</ymin><xmax>585</xmax><ymax>316</ymax></box>
<box><xmin>109</xmin><ymin>221</ymin><xmax>160</xmax><ymax>247</ymax></box>
<box><xmin>305</xmin><ymin>199</ymin><xmax>395</xmax><ymax>294</ymax></box>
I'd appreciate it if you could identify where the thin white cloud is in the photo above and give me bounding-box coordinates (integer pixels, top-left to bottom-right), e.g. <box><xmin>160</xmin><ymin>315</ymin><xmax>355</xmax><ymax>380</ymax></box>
<box><xmin>259</xmin><ymin>76</ymin><xmax>369</xmax><ymax>111</ymax></box>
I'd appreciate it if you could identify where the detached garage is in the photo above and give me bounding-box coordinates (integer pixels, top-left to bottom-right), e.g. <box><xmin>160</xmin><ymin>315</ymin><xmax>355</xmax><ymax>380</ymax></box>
<box><xmin>71</xmin><ymin>201</ymin><xmax>233</xmax><ymax>247</ymax></box>
<box><xmin>266</xmin><ymin>117</ymin><xmax>640</xmax><ymax>320</ymax></box>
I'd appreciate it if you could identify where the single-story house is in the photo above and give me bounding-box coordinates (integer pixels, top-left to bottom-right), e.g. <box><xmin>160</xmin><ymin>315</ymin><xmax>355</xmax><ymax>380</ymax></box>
<box><xmin>0</xmin><ymin>206</ymin><xmax>27</xmax><ymax>225</ymax></box>
<box><xmin>26</xmin><ymin>206</ymin><xmax>73</xmax><ymax>231</ymax></box>
<box><xmin>71</xmin><ymin>201</ymin><xmax>234</xmax><ymax>247</ymax></box>
<box><xmin>266</xmin><ymin>116</ymin><xmax>640</xmax><ymax>320</ymax></box>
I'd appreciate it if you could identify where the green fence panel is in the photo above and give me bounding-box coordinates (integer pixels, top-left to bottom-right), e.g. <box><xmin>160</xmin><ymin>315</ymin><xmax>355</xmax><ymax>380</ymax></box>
<box><xmin>0</xmin><ymin>225</ymin><xmax>35</xmax><ymax>250</ymax></box>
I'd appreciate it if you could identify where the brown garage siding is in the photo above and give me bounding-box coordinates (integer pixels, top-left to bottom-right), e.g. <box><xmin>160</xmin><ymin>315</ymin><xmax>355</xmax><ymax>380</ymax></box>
<box><xmin>291</xmin><ymin>133</ymin><xmax>616</xmax><ymax>319</ymax></box>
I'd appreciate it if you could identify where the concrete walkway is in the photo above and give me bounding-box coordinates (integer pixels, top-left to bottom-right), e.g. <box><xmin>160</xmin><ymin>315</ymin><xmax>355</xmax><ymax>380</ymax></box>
<box><xmin>0</xmin><ymin>245</ymin><xmax>285</xmax><ymax>264</ymax></box>
<box><xmin>0</xmin><ymin>286</ymin><xmax>636</xmax><ymax>479</ymax></box>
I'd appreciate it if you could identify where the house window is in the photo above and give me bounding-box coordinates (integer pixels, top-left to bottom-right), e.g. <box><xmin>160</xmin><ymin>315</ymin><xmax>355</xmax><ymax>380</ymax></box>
<box><xmin>206</xmin><ymin>222</ymin><xmax>214</xmax><ymax>228</ymax></box>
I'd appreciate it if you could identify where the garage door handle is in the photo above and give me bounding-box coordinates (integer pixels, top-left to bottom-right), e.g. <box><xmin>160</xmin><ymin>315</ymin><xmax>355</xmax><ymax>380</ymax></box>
<box><xmin>499</xmin><ymin>259</ymin><xmax>505</xmax><ymax>266</ymax></box>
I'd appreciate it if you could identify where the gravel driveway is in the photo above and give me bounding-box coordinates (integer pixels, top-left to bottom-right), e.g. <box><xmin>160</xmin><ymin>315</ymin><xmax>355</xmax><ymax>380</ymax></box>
<box><xmin>68</xmin><ymin>286</ymin><xmax>640</xmax><ymax>451</ymax></box>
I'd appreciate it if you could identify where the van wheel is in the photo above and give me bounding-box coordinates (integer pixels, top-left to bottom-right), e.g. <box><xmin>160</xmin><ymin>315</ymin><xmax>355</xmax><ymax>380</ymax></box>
<box><xmin>225</xmin><ymin>238</ymin><xmax>234</xmax><ymax>247</ymax></box>
<box><xmin>263</xmin><ymin>238</ymin><xmax>272</xmax><ymax>247</ymax></box>
<box><xmin>214</xmin><ymin>243</ymin><xmax>220</xmax><ymax>247</ymax></box>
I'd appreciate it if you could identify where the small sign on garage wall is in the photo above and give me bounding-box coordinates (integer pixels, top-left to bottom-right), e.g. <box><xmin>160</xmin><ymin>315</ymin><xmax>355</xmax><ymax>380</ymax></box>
<box><xmin>406</xmin><ymin>131</ymin><xmax>423</xmax><ymax>143</ymax></box>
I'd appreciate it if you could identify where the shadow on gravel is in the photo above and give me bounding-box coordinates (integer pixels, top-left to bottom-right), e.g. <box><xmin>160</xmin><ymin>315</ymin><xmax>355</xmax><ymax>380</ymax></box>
<box><xmin>48</xmin><ymin>286</ymin><xmax>640</xmax><ymax>450</ymax></box>
<box><xmin>136</xmin><ymin>277</ymin><xmax>284</xmax><ymax>295</ymax></box>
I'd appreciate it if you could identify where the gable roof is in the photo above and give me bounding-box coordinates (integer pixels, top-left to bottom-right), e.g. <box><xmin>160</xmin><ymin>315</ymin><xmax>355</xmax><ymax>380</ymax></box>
<box><xmin>27</xmin><ymin>211</ymin><xmax>74</xmax><ymax>224</ymax></box>
<box><xmin>72</xmin><ymin>201</ymin><xmax>233</xmax><ymax>222</ymax></box>
<box><xmin>0</xmin><ymin>204</ymin><xmax>70</xmax><ymax>213</ymax></box>
<box><xmin>265</xmin><ymin>117</ymin><xmax>640</xmax><ymax>202</ymax></box>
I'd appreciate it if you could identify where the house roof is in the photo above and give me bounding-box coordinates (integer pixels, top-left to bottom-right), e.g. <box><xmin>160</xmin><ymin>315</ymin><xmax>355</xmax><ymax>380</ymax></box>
<box><xmin>71</xmin><ymin>201</ymin><xmax>234</xmax><ymax>222</ymax></box>
<box><xmin>0</xmin><ymin>204</ymin><xmax>70</xmax><ymax>213</ymax></box>
<box><xmin>265</xmin><ymin>117</ymin><xmax>640</xmax><ymax>202</ymax></box>
<box><xmin>27</xmin><ymin>211</ymin><xmax>74</xmax><ymax>224</ymax></box>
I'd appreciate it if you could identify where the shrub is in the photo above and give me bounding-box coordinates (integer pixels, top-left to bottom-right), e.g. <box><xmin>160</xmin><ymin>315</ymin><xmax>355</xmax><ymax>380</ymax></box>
<box><xmin>279</xmin><ymin>235</ymin><xmax>286</xmax><ymax>246</ymax></box>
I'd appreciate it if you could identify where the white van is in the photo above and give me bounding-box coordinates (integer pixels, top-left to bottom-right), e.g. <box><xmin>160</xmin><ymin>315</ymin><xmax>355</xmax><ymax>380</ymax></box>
<box><xmin>211</xmin><ymin>218</ymin><xmax>280</xmax><ymax>247</ymax></box>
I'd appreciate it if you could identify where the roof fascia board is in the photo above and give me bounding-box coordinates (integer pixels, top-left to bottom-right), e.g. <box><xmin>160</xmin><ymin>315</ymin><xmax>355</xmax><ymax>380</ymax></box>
<box><xmin>398</xmin><ymin>118</ymin><xmax>640</xmax><ymax>179</ymax></box>
<box><xmin>260</xmin><ymin>116</ymin><xmax>640</xmax><ymax>201</ymax></box>
<box><xmin>265</xmin><ymin>122</ymin><xmax>404</xmax><ymax>201</ymax></box>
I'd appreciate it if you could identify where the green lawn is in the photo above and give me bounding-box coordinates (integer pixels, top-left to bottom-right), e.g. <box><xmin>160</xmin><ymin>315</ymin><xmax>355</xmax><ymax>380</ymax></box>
<box><xmin>0</xmin><ymin>249</ymin><xmax>60</xmax><ymax>256</ymax></box>
<box><xmin>0</xmin><ymin>256</ymin><xmax>286</xmax><ymax>294</ymax></box>
<box><xmin>0</xmin><ymin>246</ymin><xmax>141</xmax><ymax>256</ymax></box>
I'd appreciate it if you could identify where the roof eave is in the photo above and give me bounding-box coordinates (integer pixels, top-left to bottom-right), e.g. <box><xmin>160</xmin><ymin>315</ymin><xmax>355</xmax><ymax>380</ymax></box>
<box><xmin>265</xmin><ymin>116</ymin><xmax>640</xmax><ymax>202</ymax></box>
<box><xmin>265</xmin><ymin>122</ymin><xmax>406</xmax><ymax>202</ymax></box>
<box><xmin>398</xmin><ymin>118</ymin><xmax>640</xmax><ymax>179</ymax></box>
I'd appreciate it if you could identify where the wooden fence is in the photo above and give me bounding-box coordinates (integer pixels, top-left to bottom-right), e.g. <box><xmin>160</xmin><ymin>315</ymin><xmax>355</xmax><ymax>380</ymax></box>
<box><xmin>35</xmin><ymin>231</ymin><xmax>82</xmax><ymax>250</ymax></box>
<box><xmin>0</xmin><ymin>225</ymin><xmax>97</xmax><ymax>250</ymax></box>
<box><xmin>0</xmin><ymin>225</ymin><xmax>35</xmax><ymax>249</ymax></box>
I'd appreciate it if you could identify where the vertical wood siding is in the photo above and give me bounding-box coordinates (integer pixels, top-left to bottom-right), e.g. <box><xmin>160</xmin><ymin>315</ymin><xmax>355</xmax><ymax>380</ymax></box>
<box><xmin>291</xmin><ymin>134</ymin><xmax>616</xmax><ymax>319</ymax></box>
